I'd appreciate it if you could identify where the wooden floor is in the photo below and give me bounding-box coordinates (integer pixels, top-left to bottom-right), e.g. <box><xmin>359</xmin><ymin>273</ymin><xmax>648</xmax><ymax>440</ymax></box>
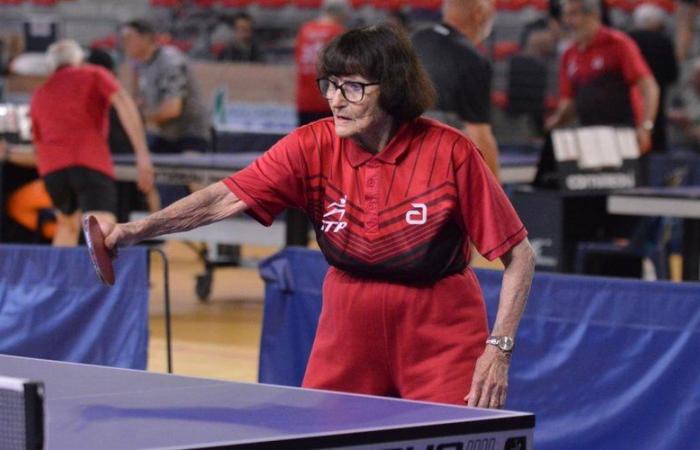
<box><xmin>146</xmin><ymin>243</ymin><xmax>271</xmax><ymax>382</ymax></box>
<box><xmin>144</xmin><ymin>242</ymin><xmax>684</xmax><ymax>383</ymax></box>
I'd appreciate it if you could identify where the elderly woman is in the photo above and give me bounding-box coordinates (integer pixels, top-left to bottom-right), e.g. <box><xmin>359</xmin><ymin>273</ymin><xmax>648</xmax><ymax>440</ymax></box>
<box><xmin>103</xmin><ymin>25</ymin><xmax>535</xmax><ymax>408</ymax></box>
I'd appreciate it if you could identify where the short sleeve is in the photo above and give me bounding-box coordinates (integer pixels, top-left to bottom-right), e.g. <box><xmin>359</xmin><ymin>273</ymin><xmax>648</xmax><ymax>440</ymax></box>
<box><xmin>619</xmin><ymin>35</ymin><xmax>651</xmax><ymax>85</ymax></box>
<box><xmin>223</xmin><ymin>132</ymin><xmax>307</xmax><ymax>226</ymax></box>
<box><xmin>456</xmin><ymin>142</ymin><xmax>527</xmax><ymax>260</ymax></box>
<box><xmin>157</xmin><ymin>60</ymin><xmax>188</xmax><ymax>101</ymax></box>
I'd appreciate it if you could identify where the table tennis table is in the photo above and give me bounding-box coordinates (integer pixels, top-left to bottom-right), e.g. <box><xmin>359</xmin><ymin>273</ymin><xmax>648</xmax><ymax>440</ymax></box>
<box><xmin>0</xmin><ymin>354</ymin><xmax>534</xmax><ymax>450</ymax></box>
<box><xmin>608</xmin><ymin>186</ymin><xmax>700</xmax><ymax>281</ymax></box>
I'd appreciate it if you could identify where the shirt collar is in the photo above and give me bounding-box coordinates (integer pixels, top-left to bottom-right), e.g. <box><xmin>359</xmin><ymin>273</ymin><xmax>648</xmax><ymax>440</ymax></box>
<box><xmin>577</xmin><ymin>25</ymin><xmax>606</xmax><ymax>51</ymax></box>
<box><xmin>344</xmin><ymin>120</ymin><xmax>417</xmax><ymax>168</ymax></box>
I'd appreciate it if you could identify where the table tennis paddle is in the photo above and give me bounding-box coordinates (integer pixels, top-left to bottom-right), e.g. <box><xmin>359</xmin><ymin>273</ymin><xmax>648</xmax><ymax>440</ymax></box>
<box><xmin>82</xmin><ymin>215</ymin><xmax>115</xmax><ymax>286</ymax></box>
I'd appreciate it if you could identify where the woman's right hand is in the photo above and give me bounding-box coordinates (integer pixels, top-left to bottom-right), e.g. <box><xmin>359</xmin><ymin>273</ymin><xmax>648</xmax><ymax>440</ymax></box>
<box><xmin>101</xmin><ymin>222</ymin><xmax>139</xmax><ymax>251</ymax></box>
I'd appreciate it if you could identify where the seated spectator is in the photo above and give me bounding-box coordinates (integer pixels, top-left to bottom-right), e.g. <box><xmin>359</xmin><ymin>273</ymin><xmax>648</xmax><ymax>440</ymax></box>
<box><xmin>218</xmin><ymin>12</ymin><xmax>263</xmax><ymax>63</ymax></box>
<box><xmin>506</xmin><ymin>19</ymin><xmax>556</xmax><ymax>136</ymax></box>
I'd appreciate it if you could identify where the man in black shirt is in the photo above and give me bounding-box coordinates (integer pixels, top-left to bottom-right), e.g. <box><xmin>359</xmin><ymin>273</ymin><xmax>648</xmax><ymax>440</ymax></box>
<box><xmin>412</xmin><ymin>0</ymin><xmax>500</xmax><ymax>177</ymax></box>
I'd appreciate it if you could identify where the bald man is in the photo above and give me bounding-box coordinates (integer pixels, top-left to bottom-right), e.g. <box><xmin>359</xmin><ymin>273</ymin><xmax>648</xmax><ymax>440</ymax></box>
<box><xmin>30</xmin><ymin>39</ymin><xmax>153</xmax><ymax>246</ymax></box>
<box><xmin>412</xmin><ymin>0</ymin><xmax>500</xmax><ymax>177</ymax></box>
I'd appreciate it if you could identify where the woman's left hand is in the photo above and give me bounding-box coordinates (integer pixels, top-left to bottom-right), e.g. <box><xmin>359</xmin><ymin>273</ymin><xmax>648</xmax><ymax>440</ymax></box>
<box><xmin>464</xmin><ymin>346</ymin><xmax>511</xmax><ymax>409</ymax></box>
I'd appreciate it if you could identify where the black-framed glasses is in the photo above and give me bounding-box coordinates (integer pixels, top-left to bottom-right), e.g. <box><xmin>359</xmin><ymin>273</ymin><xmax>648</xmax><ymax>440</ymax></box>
<box><xmin>316</xmin><ymin>78</ymin><xmax>380</xmax><ymax>103</ymax></box>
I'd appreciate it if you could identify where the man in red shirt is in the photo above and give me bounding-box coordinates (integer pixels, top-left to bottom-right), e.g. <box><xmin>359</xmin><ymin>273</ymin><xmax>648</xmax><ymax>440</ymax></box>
<box><xmin>545</xmin><ymin>0</ymin><xmax>659</xmax><ymax>153</ymax></box>
<box><xmin>30</xmin><ymin>39</ymin><xmax>153</xmax><ymax>246</ymax></box>
<box><xmin>295</xmin><ymin>0</ymin><xmax>350</xmax><ymax>127</ymax></box>
<box><xmin>102</xmin><ymin>27</ymin><xmax>535</xmax><ymax>407</ymax></box>
<box><xmin>291</xmin><ymin>0</ymin><xmax>350</xmax><ymax>246</ymax></box>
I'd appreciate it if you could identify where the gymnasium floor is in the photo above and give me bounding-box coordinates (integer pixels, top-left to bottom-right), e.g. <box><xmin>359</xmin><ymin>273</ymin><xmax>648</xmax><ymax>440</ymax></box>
<box><xmin>146</xmin><ymin>242</ymin><xmax>270</xmax><ymax>382</ymax></box>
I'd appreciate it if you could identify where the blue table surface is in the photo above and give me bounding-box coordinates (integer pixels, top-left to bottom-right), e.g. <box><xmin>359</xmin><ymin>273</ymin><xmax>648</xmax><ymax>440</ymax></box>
<box><xmin>0</xmin><ymin>355</ymin><xmax>532</xmax><ymax>449</ymax></box>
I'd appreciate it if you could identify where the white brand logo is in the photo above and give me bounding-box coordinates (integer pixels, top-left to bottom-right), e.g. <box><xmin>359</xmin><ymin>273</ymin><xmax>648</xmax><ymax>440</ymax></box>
<box><xmin>592</xmin><ymin>56</ymin><xmax>604</xmax><ymax>70</ymax></box>
<box><xmin>405</xmin><ymin>203</ymin><xmax>427</xmax><ymax>225</ymax></box>
<box><xmin>322</xmin><ymin>196</ymin><xmax>348</xmax><ymax>232</ymax></box>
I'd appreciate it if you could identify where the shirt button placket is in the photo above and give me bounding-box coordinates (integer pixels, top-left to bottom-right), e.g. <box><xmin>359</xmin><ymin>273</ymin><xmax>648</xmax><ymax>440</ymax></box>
<box><xmin>365</xmin><ymin>161</ymin><xmax>380</xmax><ymax>233</ymax></box>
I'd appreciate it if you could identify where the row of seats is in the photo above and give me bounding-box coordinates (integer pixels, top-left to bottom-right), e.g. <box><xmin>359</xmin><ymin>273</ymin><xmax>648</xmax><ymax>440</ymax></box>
<box><xmin>0</xmin><ymin>0</ymin><xmax>73</xmax><ymax>5</ymax></box>
<box><xmin>146</xmin><ymin>0</ymin><xmax>677</xmax><ymax>13</ymax></box>
<box><xmin>148</xmin><ymin>0</ymin><xmax>549</xmax><ymax>11</ymax></box>
<box><xmin>0</xmin><ymin>0</ymin><xmax>677</xmax><ymax>13</ymax></box>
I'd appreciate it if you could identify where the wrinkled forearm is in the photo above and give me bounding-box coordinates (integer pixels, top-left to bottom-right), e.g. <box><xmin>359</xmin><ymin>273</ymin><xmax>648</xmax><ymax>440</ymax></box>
<box><xmin>491</xmin><ymin>238</ymin><xmax>536</xmax><ymax>338</ymax></box>
<box><xmin>122</xmin><ymin>181</ymin><xmax>247</xmax><ymax>243</ymax></box>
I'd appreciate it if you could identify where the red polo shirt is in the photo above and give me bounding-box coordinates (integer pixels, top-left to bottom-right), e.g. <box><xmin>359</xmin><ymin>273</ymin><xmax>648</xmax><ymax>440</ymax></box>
<box><xmin>225</xmin><ymin>117</ymin><xmax>526</xmax><ymax>284</ymax></box>
<box><xmin>295</xmin><ymin>19</ymin><xmax>345</xmax><ymax>114</ymax></box>
<box><xmin>30</xmin><ymin>64</ymin><xmax>119</xmax><ymax>178</ymax></box>
<box><xmin>559</xmin><ymin>26</ymin><xmax>651</xmax><ymax>126</ymax></box>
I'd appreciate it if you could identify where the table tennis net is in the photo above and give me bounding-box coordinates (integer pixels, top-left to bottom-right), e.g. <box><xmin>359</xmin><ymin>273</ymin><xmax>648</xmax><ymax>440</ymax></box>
<box><xmin>0</xmin><ymin>377</ymin><xmax>44</xmax><ymax>450</ymax></box>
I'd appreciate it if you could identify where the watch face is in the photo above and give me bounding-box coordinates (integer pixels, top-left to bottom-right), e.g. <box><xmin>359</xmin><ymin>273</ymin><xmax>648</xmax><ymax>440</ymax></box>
<box><xmin>498</xmin><ymin>336</ymin><xmax>514</xmax><ymax>351</ymax></box>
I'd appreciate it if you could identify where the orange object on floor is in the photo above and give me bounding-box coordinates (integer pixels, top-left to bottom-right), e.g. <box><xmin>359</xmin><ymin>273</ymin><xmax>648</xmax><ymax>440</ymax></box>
<box><xmin>6</xmin><ymin>179</ymin><xmax>56</xmax><ymax>239</ymax></box>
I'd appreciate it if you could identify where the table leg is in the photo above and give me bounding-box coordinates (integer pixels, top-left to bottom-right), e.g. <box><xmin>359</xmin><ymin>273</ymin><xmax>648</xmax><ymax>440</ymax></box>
<box><xmin>682</xmin><ymin>218</ymin><xmax>700</xmax><ymax>281</ymax></box>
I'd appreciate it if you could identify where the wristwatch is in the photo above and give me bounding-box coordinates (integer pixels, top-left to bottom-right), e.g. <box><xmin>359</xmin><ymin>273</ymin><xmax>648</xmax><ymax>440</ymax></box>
<box><xmin>486</xmin><ymin>336</ymin><xmax>515</xmax><ymax>353</ymax></box>
<box><xmin>640</xmin><ymin>119</ymin><xmax>654</xmax><ymax>131</ymax></box>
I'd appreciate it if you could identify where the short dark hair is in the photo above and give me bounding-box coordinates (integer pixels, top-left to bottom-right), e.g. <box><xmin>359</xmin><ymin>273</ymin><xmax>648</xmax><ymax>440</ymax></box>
<box><xmin>87</xmin><ymin>47</ymin><xmax>115</xmax><ymax>72</ymax></box>
<box><xmin>317</xmin><ymin>25</ymin><xmax>436</xmax><ymax>123</ymax></box>
<box><xmin>122</xmin><ymin>19</ymin><xmax>157</xmax><ymax>36</ymax></box>
<box><xmin>232</xmin><ymin>12</ymin><xmax>253</xmax><ymax>25</ymax></box>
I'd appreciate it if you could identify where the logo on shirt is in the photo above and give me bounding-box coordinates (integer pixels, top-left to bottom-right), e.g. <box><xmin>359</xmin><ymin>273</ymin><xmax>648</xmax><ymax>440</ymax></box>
<box><xmin>592</xmin><ymin>56</ymin><xmax>604</xmax><ymax>70</ymax></box>
<box><xmin>405</xmin><ymin>203</ymin><xmax>427</xmax><ymax>225</ymax></box>
<box><xmin>322</xmin><ymin>196</ymin><xmax>348</xmax><ymax>233</ymax></box>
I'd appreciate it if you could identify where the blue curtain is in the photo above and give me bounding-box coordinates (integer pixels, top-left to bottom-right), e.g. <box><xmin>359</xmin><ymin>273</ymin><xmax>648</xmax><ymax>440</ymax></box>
<box><xmin>258</xmin><ymin>248</ymin><xmax>700</xmax><ymax>450</ymax></box>
<box><xmin>0</xmin><ymin>245</ymin><xmax>149</xmax><ymax>369</ymax></box>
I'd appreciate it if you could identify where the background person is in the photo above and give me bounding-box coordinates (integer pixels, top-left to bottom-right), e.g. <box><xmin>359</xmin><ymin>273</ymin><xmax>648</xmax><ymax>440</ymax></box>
<box><xmin>412</xmin><ymin>0</ymin><xmax>501</xmax><ymax>177</ymax></box>
<box><xmin>218</xmin><ymin>12</ymin><xmax>263</xmax><ymax>63</ymax></box>
<box><xmin>545</xmin><ymin>0</ymin><xmax>659</xmax><ymax>154</ymax></box>
<box><xmin>30</xmin><ymin>39</ymin><xmax>153</xmax><ymax>246</ymax></box>
<box><xmin>120</xmin><ymin>19</ymin><xmax>210</xmax><ymax>207</ymax></box>
<box><xmin>290</xmin><ymin>0</ymin><xmax>351</xmax><ymax>247</ymax></box>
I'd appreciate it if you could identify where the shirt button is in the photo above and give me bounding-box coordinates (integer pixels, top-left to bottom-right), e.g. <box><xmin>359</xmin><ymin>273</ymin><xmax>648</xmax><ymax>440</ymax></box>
<box><xmin>368</xmin><ymin>179</ymin><xmax>375</xmax><ymax>187</ymax></box>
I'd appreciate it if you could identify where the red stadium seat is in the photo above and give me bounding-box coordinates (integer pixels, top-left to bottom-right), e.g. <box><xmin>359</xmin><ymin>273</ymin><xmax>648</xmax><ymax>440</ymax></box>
<box><xmin>169</xmin><ymin>39</ymin><xmax>193</xmax><ymax>52</ymax></box>
<box><xmin>492</xmin><ymin>90</ymin><xmax>508</xmax><ymax>110</ymax></box>
<box><xmin>194</xmin><ymin>0</ymin><xmax>216</xmax><ymax>6</ymax></box>
<box><xmin>257</xmin><ymin>0</ymin><xmax>287</xmax><ymax>7</ymax></box>
<box><xmin>492</xmin><ymin>41</ymin><xmax>521</xmax><ymax>60</ymax></box>
<box><xmin>31</xmin><ymin>0</ymin><xmax>59</xmax><ymax>5</ymax></box>
<box><xmin>369</xmin><ymin>0</ymin><xmax>403</xmax><ymax>10</ymax></box>
<box><xmin>219</xmin><ymin>0</ymin><xmax>253</xmax><ymax>7</ymax></box>
<box><xmin>292</xmin><ymin>0</ymin><xmax>323</xmax><ymax>7</ymax></box>
<box><xmin>496</xmin><ymin>0</ymin><xmax>548</xmax><ymax>11</ymax></box>
<box><xmin>350</xmin><ymin>0</ymin><xmax>369</xmax><ymax>8</ymax></box>
<box><xmin>90</xmin><ymin>34</ymin><xmax>118</xmax><ymax>50</ymax></box>
<box><xmin>209</xmin><ymin>42</ymin><xmax>226</xmax><ymax>58</ymax></box>
<box><xmin>150</xmin><ymin>0</ymin><xmax>181</xmax><ymax>6</ymax></box>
